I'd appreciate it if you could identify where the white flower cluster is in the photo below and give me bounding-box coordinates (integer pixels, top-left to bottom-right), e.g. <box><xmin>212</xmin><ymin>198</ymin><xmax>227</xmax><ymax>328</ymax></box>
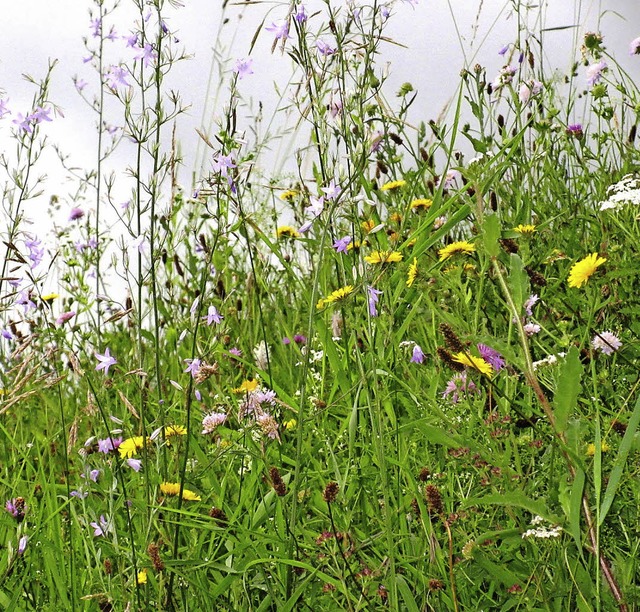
<box><xmin>532</xmin><ymin>351</ymin><xmax>566</xmax><ymax>370</ymax></box>
<box><xmin>522</xmin><ymin>515</ymin><xmax>562</xmax><ymax>539</ymax></box>
<box><xmin>599</xmin><ymin>174</ymin><xmax>640</xmax><ymax>211</ymax></box>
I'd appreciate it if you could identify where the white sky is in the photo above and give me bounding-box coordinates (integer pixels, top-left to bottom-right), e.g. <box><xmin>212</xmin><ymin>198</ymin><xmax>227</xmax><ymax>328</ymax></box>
<box><xmin>0</xmin><ymin>0</ymin><xmax>639</xmax><ymax>224</ymax></box>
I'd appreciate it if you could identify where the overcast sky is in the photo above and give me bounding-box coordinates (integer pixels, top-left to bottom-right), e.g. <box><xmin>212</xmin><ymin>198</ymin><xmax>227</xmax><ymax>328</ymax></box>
<box><xmin>1</xmin><ymin>0</ymin><xmax>639</xmax><ymax>226</ymax></box>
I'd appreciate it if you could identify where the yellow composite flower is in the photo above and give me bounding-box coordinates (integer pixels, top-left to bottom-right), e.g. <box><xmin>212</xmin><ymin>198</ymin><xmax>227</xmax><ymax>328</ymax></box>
<box><xmin>279</xmin><ymin>190</ymin><xmax>298</xmax><ymax>201</ymax></box>
<box><xmin>568</xmin><ymin>253</ymin><xmax>606</xmax><ymax>288</ymax></box>
<box><xmin>233</xmin><ymin>379</ymin><xmax>259</xmax><ymax>394</ymax></box>
<box><xmin>118</xmin><ymin>436</ymin><xmax>148</xmax><ymax>459</ymax></box>
<box><xmin>389</xmin><ymin>212</ymin><xmax>403</xmax><ymax>224</ymax></box>
<box><xmin>164</xmin><ymin>424</ymin><xmax>187</xmax><ymax>438</ymax></box>
<box><xmin>347</xmin><ymin>240</ymin><xmax>364</xmax><ymax>252</ymax></box>
<box><xmin>137</xmin><ymin>569</ymin><xmax>148</xmax><ymax>585</ymax></box>
<box><xmin>513</xmin><ymin>224</ymin><xmax>536</xmax><ymax>235</ymax></box>
<box><xmin>407</xmin><ymin>257</ymin><xmax>419</xmax><ymax>287</ymax></box>
<box><xmin>438</xmin><ymin>241</ymin><xmax>476</xmax><ymax>261</ymax></box>
<box><xmin>283</xmin><ymin>418</ymin><xmax>297</xmax><ymax>431</ymax></box>
<box><xmin>364</xmin><ymin>250</ymin><xmax>403</xmax><ymax>265</ymax></box>
<box><xmin>41</xmin><ymin>293</ymin><xmax>59</xmax><ymax>301</ymax></box>
<box><xmin>380</xmin><ymin>179</ymin><xmax>407</xmax><ymax>191</ymax></box>
<box><xmin>316</xmin><ymin>285</ymin><xmax>355</xmax><ymax>311</ymax></box>
<box><xmin>276</xmin><ymin>225</ymin><xmax>301</xmax><ymax>239</ymax></box>
<box><xmin>160</xmin><ymin>482</ymin><xmax>201</xmax><ymax>501</ymax></box>
<box><xmin>586</xmin><ymin>442</ymin><xmax>610</xmax><ymax>457</ymax></box>
<box><xmin>451</xmin><ymin>352</ymin><xmax>493</xmax><ymax>377</ymax></box>
<box><xmin>410</xmin><ymin>198</ymin><xmax>433</xmax><ymax>212</ymax></box>
<box><xmin>361</xmin><ymin>219</ymin><xmax>376</xmax><ymax>233</ymax></box>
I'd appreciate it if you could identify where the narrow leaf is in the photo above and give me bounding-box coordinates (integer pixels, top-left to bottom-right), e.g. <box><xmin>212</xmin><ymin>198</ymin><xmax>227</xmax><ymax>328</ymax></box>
<box><xmin>599</xmin><ymin>392</ymin><xmax>640</xmax><ymax>524</ymax></box>
<box><xmin>554</xmin><ymin>346</ymin><xmax>582</xmax><ymax>434</ymax></box>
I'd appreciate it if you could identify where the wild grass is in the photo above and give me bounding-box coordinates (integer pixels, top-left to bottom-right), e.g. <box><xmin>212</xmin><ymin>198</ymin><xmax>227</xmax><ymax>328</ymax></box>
<box><xmin>1</xmin><ymin>1</ymin><xmax>640</xmax><ymax>610</ymax></box>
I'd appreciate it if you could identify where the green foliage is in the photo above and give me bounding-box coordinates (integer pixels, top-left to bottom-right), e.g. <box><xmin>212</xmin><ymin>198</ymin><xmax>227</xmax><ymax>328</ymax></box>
<box><xmin>1</xmin><ymin>1</ymin><xmax>640</xmax><ymax>610</ymax></box>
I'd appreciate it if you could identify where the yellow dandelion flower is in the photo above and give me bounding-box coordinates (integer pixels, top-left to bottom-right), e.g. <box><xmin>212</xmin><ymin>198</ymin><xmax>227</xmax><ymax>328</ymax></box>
<box><xmin>388</xmin><ymin>231</ymin><xmax>400</xmax><ymax>242</ymax></box>
<box><xmin>317</xmin><ymin>286</ymin><xmax>354</xmax><ymax>310</ymax></box>
<box><xmin>283</xmin><ymin>418</ymin><xmax>297</xmax><ymax>431</ymax></box>
<box><xmin>164</xmin><ymin>424</ymin><xmax>187</xmax><ymax>438</ymax></box>
<box><xmin>568</xmin><ymin>253</ymin><xmax>606</xmax><ymax>288</ymax></box>
<box><xmin>406</xmin><ymin>238</ymin><xmax>417</xmax><ymax>248</ymax></box>
<box><xmin>438</xmin><ymin>241</ymin><xmax>476</xmax><ymax>261</ymax></box>
<box><xmin>41</xmin><ymin>293</ymin><xmax>59</xmax><ymax>301</ymax></box>
<box><xmin>389</xmin><ymin>212</ymin><xmax>403</xmax><ymax>224</ymax></box>
<box><xmin>586</xmin><ymin>441</ymin><xmax>610</xmax><ymax>457</ymax></box>
<box><xmin>451</xmin><ymin>352</ymin><xmax>493</xmax><ymax>377</ymax></box>
<box><xmin>279</xmin><ymin>190</ymin><xmax>298</xmax><ymax>201</ymax></box>
<box><xmin>514</xmin><ymin>224</ymin><xmax>536</xmax><ymax>235</ymax></box>
<box><xmin>410</xmin><ymin>198</ymin><xmax>432</xmax><ymax>212</ymax></box>
<box><xmin>118</xmin><ymin>436</ymin><xmax>147</xmax><ymax>459</ymax></box>
<box><xmin>137</xmin><ymin>569</ymin><xmax>148</xmax><ymax>585</ymax></box>
<box><xmin>325</xmin><ymin>285</ymin><xmax>354</xmax><ymax>304</ymax></box>
<box><xmin>364</xmin><ymin>250</ymin><xmax>403</xmax><ymax>264</ymax></box>
<box><xmin>407</xmin><ymin>258</ymin><xmax>419</xmax><ymax>287</ymax></box>
<box><xmin>160</xmin><ymin>482</ymin><xmax>201</xmax><ymax>501</ymax></box>
<box><xmin>362</xmin><ymin>219</ymin><xmax>375</xmax><ymax>233</ymax></box>
<box><xmin>233</xmin><ymin>379</ymin><xmax>259</xmax><ymax>394</ymax></box>
<box><xmin>380</xmin><ymin>179</ymin><xmax>406</xmax><ymax>191</ymax></box>
<box><xmin>347</xmin><ymin>240</ymin><xmax>363</xmax><ymax>252</ymax></box>
<box><xmin>276</xmin><ymin>226</ymin><xmax>301</xmax><ymax>239</ymax></box>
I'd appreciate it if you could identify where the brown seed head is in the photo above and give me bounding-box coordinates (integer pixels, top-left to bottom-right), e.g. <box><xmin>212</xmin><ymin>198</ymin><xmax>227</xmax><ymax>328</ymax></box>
<box><xmin>439</xmin><ymin>323</ymin><xmax>464</xmax><ymax>353</ymax></box>
<box><xmin>323</xmin><ymin>481</ymin><xmax>339</xmax><ymax>503</ymax></box>
<box><xmin>209</xmin><ymin>507</ymin><xmax>228</xmax><ymax>525</ymax></box>
<box><xmin>147</xmin><ymin>542</ymin><xmax>165</xmax><ymax>572</ymax></box>
<box><xmin>425</xmin><ymin>484</ymin><xmax>444</xmax><ymax>517</ymax></box>
<box><xmin>269</xmin><ymin>467</ymin><xmax>287</xmax><ymax>497</ymax></box>
<box><xmin>437</xmin><ymin>347</ymin><xmax>465</xmax><ymax>372</ymax></box>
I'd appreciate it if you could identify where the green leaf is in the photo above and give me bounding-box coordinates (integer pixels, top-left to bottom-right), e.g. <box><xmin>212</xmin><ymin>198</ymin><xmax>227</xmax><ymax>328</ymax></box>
<box><xmin>554</xmin><ymin>346</ymin><xmax>582</xmax><ymax>434</ymax></box>
<box><xmin>395</xmin><ymin>575</ymin><xmax>420</xmax><ymax>612</ymax></box>
<box><xmin>483</xmin><ymin>213</ymin><xmax>501</xmax><ymax>258</ymax></box>
<box><xmin>463</xmin><ymin>492</ymin><xmax>559</xmax><ymax>524</ymax></box>
<box><xmin>471</xmin><ymin>550</ymin><xmax>522</xmax><ymax>588</ymax></box>
<box><xmin>568</xmin><ymin>468</ymin><xmax>586</xmax><ymax>549</ymax></box>
<box><xmin>508</xmin><ymin>253</ymin><xmax>528</xmax><ymax>314</ymax></box>
<box><xmin>599</xmin><ymin>391</ymin><xmax>640</xmax><ymax>524</ymax></box>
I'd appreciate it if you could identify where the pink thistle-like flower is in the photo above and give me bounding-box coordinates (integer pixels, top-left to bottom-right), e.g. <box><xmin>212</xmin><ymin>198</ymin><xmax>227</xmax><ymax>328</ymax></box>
<box><xmin>591</xmin><ymin>331</ymin><xmax>622</xmax><ymax>355</ymax></box>
<box><xmin>69</xmin><ymin>207</ymin><xmax>85</xmax><ymax>221</ymax></box>
<box><xmin>442</xmin><ymin>372</ymin><xmax>476</xmax><ymax>404</ymax></box>
<box><xmin>586</xmin><ymin>60</ymin><xmax>607</xmax><ymax>86</ymax></box>
<box><xmin>202</xmin><ymin>412</ymin><xmax>227</xmax><ymax>434</ymax></box>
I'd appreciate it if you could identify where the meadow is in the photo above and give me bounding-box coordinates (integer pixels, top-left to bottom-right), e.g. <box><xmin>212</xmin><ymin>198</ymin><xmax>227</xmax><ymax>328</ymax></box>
<box><xmin>1</xmin><ymin>0</ymin><xmax>640</xmax><ymax>610</ymax></box>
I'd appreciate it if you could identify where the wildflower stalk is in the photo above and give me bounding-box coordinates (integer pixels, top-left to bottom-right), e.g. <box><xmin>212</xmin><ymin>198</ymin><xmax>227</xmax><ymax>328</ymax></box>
<box><xmin>85</xmin><ymin>375</ymin><xmax>142</xmax><ymax>609</ymax></box>
<box><xmin>489</xmin><ymin>256</ymin><xmax>626</xmax><ymax>610</ymax></box>
<box><xmin>443</xmin><ymin>519</ymin><xmax>459</xmax><ymax>612</ymax></box>
<box><xmin>165</xmin><ymin>202</ymin><xmax>221</xmax><ymax>611</ymax></box>
<box><xmin>0</xmin><ymin>61</ymin><xmax>56</xmax><ymax>302</ymax></box>
<box><xmin>93</xmin><ymin>0</ymin><xmax>106</xmax><ymax>337</ymax></box>
<box><xmin>326</xmin><ymin>499</ymin><xmax>373</xmax><ymax>608</ymax></box>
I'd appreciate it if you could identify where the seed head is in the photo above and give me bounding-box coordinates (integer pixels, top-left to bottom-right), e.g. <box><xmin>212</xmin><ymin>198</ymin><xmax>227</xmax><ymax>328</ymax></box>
<box><xmin>269</xmin><ymin>467</ymin><xmax>287</xmax><ymax>496</ymax></box>
<box><xmin>323</xmin><ymin>481</ymin><xmax>339</xmax><ymax>503</ymax></box>
<box><xmin>425</xmin><ymin>484</ymin><xmax>444</xmax><ymax>517</ymax></box>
